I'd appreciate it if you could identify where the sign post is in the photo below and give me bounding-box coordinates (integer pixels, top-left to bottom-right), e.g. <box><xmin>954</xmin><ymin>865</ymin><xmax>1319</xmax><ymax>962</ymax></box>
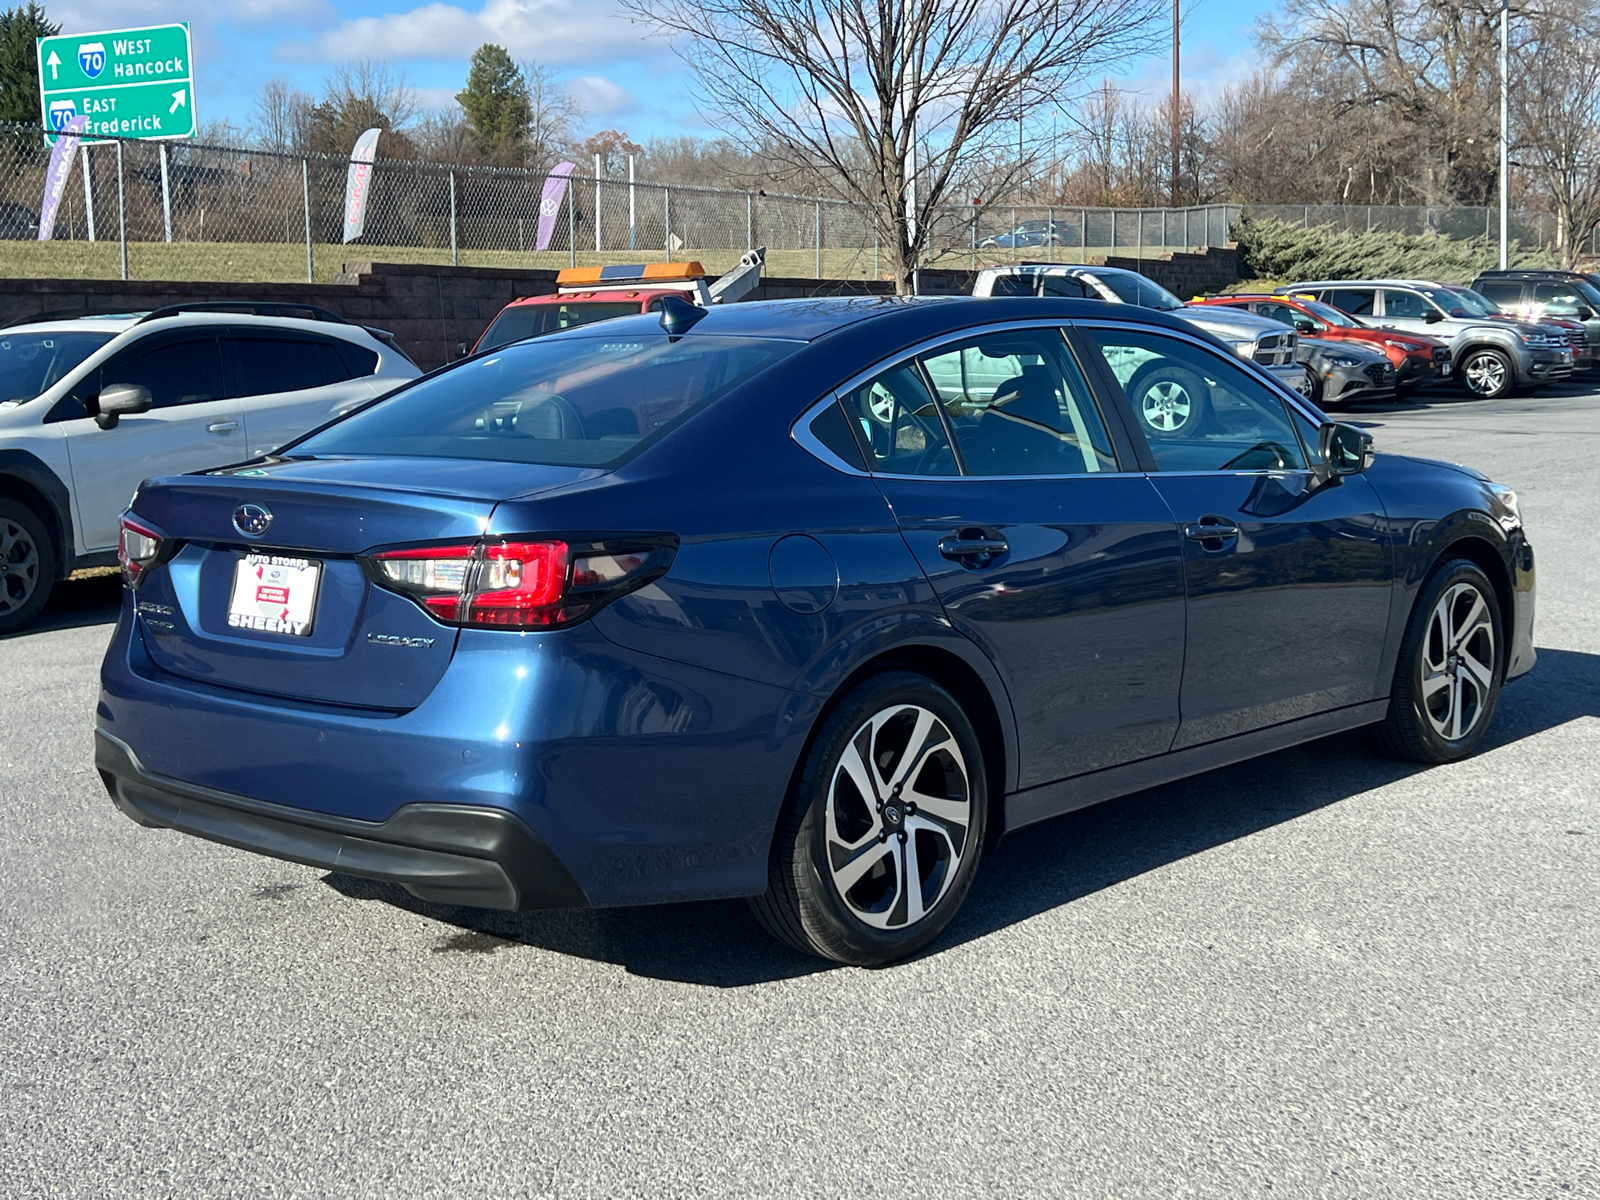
<box><xmin>36</xmin><ymin>24</ymin><xmax>196</xmax><ymax>144</ymax></box>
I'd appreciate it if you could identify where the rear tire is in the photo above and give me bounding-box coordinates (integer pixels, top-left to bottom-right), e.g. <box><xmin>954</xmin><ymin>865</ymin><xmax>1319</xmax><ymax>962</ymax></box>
<box><xmin>0</xmin><ymin>499</ymin><xmax>55</xmax><ymax>635</ymax></box>
<box><xmin>749</xmin><ymin>672</ymin><xmax>986</xmax><ymax>966</ymax></box>
<box><xmin>1369</xmin><ymin>558</ymin><xmax>1503</xmax><ymax>764</ymax></box>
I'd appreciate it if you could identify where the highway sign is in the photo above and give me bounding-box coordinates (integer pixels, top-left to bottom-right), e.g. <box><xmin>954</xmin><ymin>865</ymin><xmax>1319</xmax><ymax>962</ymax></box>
<box><xmin>36</xmin><ymin>23</ymin><xmax>195</xmax><ymax>144</ymax></box>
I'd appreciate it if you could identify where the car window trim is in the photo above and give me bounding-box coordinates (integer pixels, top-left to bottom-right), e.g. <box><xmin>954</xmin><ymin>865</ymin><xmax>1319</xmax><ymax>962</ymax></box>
<box><xmin>1071</xmin><ymin>317</ymin><xmax>1323</xmax><ymax>474</ymax></box>
<box><xmin>797</xmin><ymin>319</ymin><xmax>1141</xmax><ymax>481</ymax></box>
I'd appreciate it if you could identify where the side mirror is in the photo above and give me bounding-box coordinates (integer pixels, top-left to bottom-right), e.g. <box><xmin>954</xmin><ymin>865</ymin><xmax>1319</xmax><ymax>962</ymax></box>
<box><xmin>94</xmin><ymin>382</ymin><xmax>153</xmax><ymax>430</ymax></box>
<box><xmin>454</xmin><ymin>341</ymin><xmax>472</xmax><ymax>360</ymax></box>
<box><xmin>1423</xmin><ymin>309</ymin><xmax>1444</xmax><ymax>324</ymax></box>
<box><xmin>1320</xmin><ymin>421</ymin><xmax>1373</xmax><ymax>476</ymax></box>
<box><xmin>1577</xmin><ymin>306</ymin><xmax>1594</xmax><ymax>321</ymax></box>
<box><xmin>1293</xmin><ymin>318</ymin><xmax>1317</xmax><ymax>334</ymax></box>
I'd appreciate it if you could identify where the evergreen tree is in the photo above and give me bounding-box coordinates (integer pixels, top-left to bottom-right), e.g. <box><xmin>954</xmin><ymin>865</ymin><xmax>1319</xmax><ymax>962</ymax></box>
<box><xmin>0</xmin><ymin>2</ymin><xmax>58</xmax><ymax>128</ymax></box>
<box><xmin>456</xmin><ymin>44</ymin><xmax>530</xmax><ymax>163</ymax></box>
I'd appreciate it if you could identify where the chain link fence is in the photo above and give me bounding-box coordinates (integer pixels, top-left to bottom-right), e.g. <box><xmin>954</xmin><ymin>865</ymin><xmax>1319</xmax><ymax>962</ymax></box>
<box><xmin>0</xmin><ymin>124</ymin><xmax>1588</xmax><ymax>284</ymax></box>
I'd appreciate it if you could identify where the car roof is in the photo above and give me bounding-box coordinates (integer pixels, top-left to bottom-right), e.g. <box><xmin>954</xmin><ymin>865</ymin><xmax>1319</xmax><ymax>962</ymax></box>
<box><xmin>1286</xmin><ymin>279</ymin><xmax>1455</xmax><ymax>289</ymax></box>
<box><xmin>507</xmin><ymin>291</ymin><xmax>664</xmax><ymax>306</ymax></box>
<box><xmin>0</xmin><ymin>310</ymin><xmax>377</xmax><ymax>341</ymax></box>
<box><xmin>1474</xmin><ymin>268</ymin><xmax>1583</xmax><ymax>278</ymax></box>
<box><xmin>528</xmin><ymin>293</ymin><xmax>1208</xmax><ymax>345</ymax></box>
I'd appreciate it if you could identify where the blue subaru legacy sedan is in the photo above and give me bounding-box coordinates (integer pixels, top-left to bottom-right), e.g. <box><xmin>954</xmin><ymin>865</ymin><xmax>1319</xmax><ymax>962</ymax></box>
<box><xmin>97</xmin><ymin>295</ymin><xmax>1536</xmax><ymax>965</ymax></box>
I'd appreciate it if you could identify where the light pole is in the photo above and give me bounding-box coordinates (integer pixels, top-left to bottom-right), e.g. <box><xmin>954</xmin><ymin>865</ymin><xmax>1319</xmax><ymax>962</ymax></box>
<box><xmin>1499</xmin><ymin>0</ymin><xmax>1509</xmax><ymax>268</ymax></box>
<box><xmin>1171</xmin><ymin>0</ymin><xmax>1181</xmax><ymax>207</ymax></box>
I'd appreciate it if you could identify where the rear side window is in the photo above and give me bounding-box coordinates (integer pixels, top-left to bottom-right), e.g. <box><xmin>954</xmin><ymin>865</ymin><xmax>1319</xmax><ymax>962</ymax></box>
<box><xmin>296</xmin><ymin>333</ymin><xmax>799</xmax><ymax>468</ymax></box>
<box><xmin>225</xmin><ymin>336</ymin><xmax>346</xmax><ymax>397</ymax></box>
<box><xmin>839</xmin><ymin>363</ymin><xmax>958</xmax><ymax>476</ymax></box>
<box><xmin>1476</xmin><ymin>281</ymin><xmax>1525</xmax><ymax>306</ymax></box>
<box><xmin>1327</xmin><ymin>289</ymin><xmax>1376</xmax><ymax>316</ymax></box>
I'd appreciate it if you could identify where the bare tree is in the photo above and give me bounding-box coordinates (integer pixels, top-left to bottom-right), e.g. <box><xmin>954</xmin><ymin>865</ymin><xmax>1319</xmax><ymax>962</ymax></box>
<box><xmin>252</xmin><ymin>76</ymin><xmax>312</xmax><ymax>154</ymax></box>
<box><xmin>1513</xmin><ymin>3</ymin><xmax>1600</xmax><ymax>266</ymax></box>
<box><xmin>523</xmin><ymin>61</ymin><xmax>582</xmax><ymax>170</ymax></box>
<box><xmin>626</xmin><ymin>0</ymin><xmax>1165</xmax><ymax>291</ymax></box>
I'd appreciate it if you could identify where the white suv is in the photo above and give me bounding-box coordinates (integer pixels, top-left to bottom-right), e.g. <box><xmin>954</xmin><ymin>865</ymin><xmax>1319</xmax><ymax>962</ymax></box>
<box><xmin>0</xmin><ymin>303</ymin><xmax>421</xmax><ymax>631</ymax></box>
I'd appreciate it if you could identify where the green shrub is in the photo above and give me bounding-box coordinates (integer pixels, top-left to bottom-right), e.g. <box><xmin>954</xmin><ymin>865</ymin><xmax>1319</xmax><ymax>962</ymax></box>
<box><xmin>1231</xmin><ymin>217</ymin><xmax>1557</xmax><ymax>286</ymax></box>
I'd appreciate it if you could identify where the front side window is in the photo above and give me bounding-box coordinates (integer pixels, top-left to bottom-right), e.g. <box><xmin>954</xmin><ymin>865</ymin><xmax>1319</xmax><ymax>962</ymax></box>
<box><xmin>478</xmin><ymin>302</ymin><xmax>644</xmax><ymax>352</ymax></box>
<box><xmin>1382</xmin><ymin>289</ymin><xmax>1433</xmax><ymax>320</ymax></box>
<box><xmin>1532</xmin><ymin>282</ymin><xmax>1584</xmax><ymax>311</ymax></box>
<box><xmin>1256</xmin><ymin>301</ymin><xmax>1315</xmax><ymax>329</ymax></box>
<box><xmin>919</xmin><ymin>330</ymin><xmax>1115</xmax><ymax>475</ymax></box>
<box><xmin>839</xmin><ymin>362</ymin><xmax>957</xmax><ymax>476</ymax></box>
<box><xmin>296</xmin><ymin>333</ymin><xmax>799</xmax><ymax>468</ymax></box>
<box><xmin>103</xmin><ymin>338</ymin><xmax>225</xmax><ymax>409</ymax></box>
<box><xmin>1083</xmin><ymin>327</ymin><xmax>1308</xmax><ymax>473</ymax></box>
<box><xmin>0</xmin><ymin>331</ymin><xmax>112</xmax><ymax>404</ymax></box>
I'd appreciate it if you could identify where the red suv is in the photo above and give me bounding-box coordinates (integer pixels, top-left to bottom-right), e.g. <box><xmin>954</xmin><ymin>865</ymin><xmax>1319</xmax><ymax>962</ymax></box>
<box><xmin>1192</xmin><ymin>294</ymin><xmax>1451</xmax><ymax>395</ymax></box>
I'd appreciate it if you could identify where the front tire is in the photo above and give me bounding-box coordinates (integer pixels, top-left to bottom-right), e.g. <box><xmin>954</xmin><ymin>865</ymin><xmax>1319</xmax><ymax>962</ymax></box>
<box><xmin>0</xmin><ymin>499</ymin><xmax>55</xmax><ymax>635</ymax></box>
<box><xmin>750</xmin><ymin>672</ymin><xmax>987</xmax><ymax>966</ymax></box>
<box><xmin>1370</xmin><ymin>558</ymin><xmax>1503</xmax><ymax>763</ymax></box>
<box><xmin>1459</xmin><ymin>348</ymin><xmax>1514</xmax><ymax>399</ymax></box>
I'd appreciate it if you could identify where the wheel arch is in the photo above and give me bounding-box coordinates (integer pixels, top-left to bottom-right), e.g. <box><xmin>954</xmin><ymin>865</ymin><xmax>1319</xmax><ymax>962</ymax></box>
<box><xmin>0</xmin><ymin>452</ymin><xmax>73</xmax><ymax>579</ymax></box>
<box><xmin>781</xmin><ymin>642</ymin><xmax>1016</xmax><ymax>855</ymax></box>
<box><xmin>1430</xmin><ymin>532</ymin><xmax>1515</xmax><ymax>646</ymax></box>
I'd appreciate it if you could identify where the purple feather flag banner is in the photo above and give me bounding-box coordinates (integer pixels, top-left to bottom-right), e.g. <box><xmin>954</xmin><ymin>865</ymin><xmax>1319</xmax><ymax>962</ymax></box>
<box><xmin>536</xmin><ymin>162</ymin><xmax>575</xmax><ymax>252</ymax></box>
<box><xmin>342</xmin><ymin>128</ymin><xmax>382</xmax><ymax>244</ymax></box>
<box><xmin>38</xmin><ymin>113</ymin><xmax>88</xmax><ymax>241</ymax></box>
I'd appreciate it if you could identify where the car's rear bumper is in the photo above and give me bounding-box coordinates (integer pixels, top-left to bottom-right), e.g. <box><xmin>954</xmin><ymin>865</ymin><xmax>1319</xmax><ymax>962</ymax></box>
<box><xmin>96</xmin><ymin>728</ymin><xmax>588</xmax><ymax>910</ymax></box>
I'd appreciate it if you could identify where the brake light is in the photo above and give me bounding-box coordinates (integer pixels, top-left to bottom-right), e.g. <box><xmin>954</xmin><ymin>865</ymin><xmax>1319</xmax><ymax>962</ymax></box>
<box><xmin>117</xmin><ymin>514</ymin><xmax>165</xmax><ymax>587</ymax></box>
<box><xmin>364</xmin><ymin>537</ymin><xmax>674</xmax><ymax>629</ymax></box>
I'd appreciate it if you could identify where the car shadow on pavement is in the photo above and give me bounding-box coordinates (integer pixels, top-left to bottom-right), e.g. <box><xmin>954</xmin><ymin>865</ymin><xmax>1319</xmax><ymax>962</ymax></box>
<box><xmin>325</xmin><ymin>646</ymin><xmax>1600</xmax><ymax>987</ymax></box>
<box><xmin>1</xmin><ymin>572</ymin><xmax>123</xmax><ymax>640</ymax></box>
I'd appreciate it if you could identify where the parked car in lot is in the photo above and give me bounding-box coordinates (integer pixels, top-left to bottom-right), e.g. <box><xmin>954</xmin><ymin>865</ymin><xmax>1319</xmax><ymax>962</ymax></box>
<box><xmin>974</xmin><ymin>264</ymin><xmax>1311</xmax><ymax>435</ymax></box>
<box><xmin>97</xmin><ymin>295</ymin><xmax>1535</xmax><ymax>966</ymax></box>
<box><xmin>1294</xmin><ymin>336</ymin><xmax>1397</xmax><ymax>405</ymax></box>
<box><xmin>977</xmin><ymin>219</ymin><xmax>1077</xmax><ymax>249</ymax></box>
<box><xmin>0</xmin><ymin>303</ymin><xmax>419</xmax><ymax>632</ymax></box>
<box><xmin>1472</xmin><ymin>269</ymin><xmax>1600</xmax><ymax>369</ymax></box>
<box><xmin>470</xmin><ymin>253</ymin><xmax>764</xmax><ymax>356</ymax></box>
<box><xmin>1281</xmin><ymin>279</ymin><xmax>1572</xmax><ymax>398</ymax></box>
<box><xmin>1191</xmin><ymin>294</ymin><xmax>1451</xmax><ymax>396</ymax></box>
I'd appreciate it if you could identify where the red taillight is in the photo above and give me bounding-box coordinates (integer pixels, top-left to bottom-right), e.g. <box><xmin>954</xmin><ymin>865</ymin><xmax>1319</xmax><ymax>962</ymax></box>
<box><xmin>365</xmin><ymin>537</ymin><xmax>672</xmax><ymax>629</ymax></box>
<box><xmin>118</xmin><ymin>514</ymin><xmax>164</xmax><ymax>587</ymax></box>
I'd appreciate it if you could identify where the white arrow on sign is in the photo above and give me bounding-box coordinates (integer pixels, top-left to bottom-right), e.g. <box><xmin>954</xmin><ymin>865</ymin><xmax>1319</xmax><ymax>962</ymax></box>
<box><xmin>169</xmin><ymin>88</ymin><xmax>187</xmax><ymax>115</ymax></box>
<box><xmin>45</xmin><ymin>50</ymin><xmax>59</xmax><ymax>80</ymax></box>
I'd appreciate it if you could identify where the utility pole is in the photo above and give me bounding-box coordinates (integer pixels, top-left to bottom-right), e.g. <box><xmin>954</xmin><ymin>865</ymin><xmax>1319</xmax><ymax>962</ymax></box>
<box><xmin>1499</xmin><ymin>0</ymin><xmax>1509</xmax><ymax>269</ymax></box>
<box><xmin>1171</xmin><ymin>0</ymin><xmax>1181</xmax><ymax>206</ymax></box>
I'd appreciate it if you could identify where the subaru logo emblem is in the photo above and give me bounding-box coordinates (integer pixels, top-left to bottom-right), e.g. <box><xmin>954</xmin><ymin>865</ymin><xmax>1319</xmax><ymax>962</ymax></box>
<box><xmin>233</xmin><ymin>503</ymin><xmax>273</xmax><ymax>538</ymax></box>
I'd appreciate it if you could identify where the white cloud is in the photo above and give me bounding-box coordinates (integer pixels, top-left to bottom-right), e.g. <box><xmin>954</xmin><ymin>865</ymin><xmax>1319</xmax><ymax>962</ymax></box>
<box><xmin>276</xmin><ymin>0</ymin><xmax>657</xmax><ymax>67</ymax></box>
<box><xmin>567</xmin><ymin>75</ymin><xmax>638</xmax><ymax>117</ymax></box>
<box><xmin>1114</xmin><ymin>44</ymin><xmax>1263</xmax><ymax>108</ymax></box>
<box><xmin>413</xmin><ymin>85</ymin><xmax>464</xmax><ymax>112</ymax></box>
<box><xmin>53</xmin><ymin>0</ymin><xmax>331</xmax><ymax>31</ymax></box>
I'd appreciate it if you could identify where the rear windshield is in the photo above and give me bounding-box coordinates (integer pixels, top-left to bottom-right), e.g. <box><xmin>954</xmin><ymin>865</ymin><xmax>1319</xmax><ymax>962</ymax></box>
<box><xmin>0</xmin><ymin>331</ymin><xmax>113</xmax><ymax>404</ymax></box>
<box><xmin>1092</xmin><ymin>272</ymin><xmax>1186</xmax><ymax>311</ymax></box>
<box><xmin>478</xmin><ymin>302</ymin><xmax>646</xmax><ymax>352</ymax></box>
<box><xmin>294</xmin><ymin>333</ymin><xmax>800</xmax><ymax>467</ymax></box>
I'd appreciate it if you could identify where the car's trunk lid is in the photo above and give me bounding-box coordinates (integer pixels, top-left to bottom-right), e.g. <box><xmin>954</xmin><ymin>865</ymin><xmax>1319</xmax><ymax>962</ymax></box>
<box><xmin>129</xmin><ymin>457</ymin><xmax>601</xmax><ymax>709</ymax></box>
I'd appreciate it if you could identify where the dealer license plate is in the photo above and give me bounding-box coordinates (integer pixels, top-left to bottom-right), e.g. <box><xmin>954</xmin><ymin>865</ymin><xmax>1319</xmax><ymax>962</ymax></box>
<box><xmin>227</xmin><ymin>553</ymin><xmax>321</xmax><ymax>636</ymax></box>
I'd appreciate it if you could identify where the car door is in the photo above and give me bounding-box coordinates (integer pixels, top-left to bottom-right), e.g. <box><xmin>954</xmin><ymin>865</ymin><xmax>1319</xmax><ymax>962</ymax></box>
<box><xmin>221</xmin><ymin>332</ymin><xmax>383</xmax><ymax>458</ymax></box>
<box><xmin>841</xmin><ymin>324</ymin><xmax>1187</xmax><ymax>787</ymax></box>
<box><xmin>1077</xmin><ymin>322</ymin><xmax>1394</xmax><ymax>748</ymax></box>
<box><xmin>54</xmin><ymin>330</ymin><xmax>244</xmax><ymax>552</ymax></box>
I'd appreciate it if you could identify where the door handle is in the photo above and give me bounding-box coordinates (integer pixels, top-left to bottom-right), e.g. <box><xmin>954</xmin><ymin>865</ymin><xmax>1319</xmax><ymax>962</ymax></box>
<box><xmin>1185</xmin><ymin>519</ymin><xmax>1241</xmax><ymax>542</ymax></box>
<box><xmin>938</xmin><ymin>533</ymin><xmax>1009</xmax><ymax>562</ymax></box>
<box><xmin>206</xmin><ymin>420</ymin><xmax>239</xmax><ymax>433</ymax></box>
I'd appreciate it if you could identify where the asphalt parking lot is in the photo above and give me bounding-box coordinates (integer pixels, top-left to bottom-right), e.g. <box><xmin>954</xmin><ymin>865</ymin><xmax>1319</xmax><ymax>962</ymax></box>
<box><xmin>2</xmin><ymin>381</ymin><xmax>1596</xmax><ymax>1199</ymax></box>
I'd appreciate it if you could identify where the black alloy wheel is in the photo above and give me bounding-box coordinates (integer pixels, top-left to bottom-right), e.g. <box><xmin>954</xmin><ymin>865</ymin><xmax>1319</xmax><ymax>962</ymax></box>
<box><xmin>750</xmin><ymin>671</ymin><xmax>987</xmax><ymax>966</ymax></box>
<box><xmin>1370</xmin><ymin>558</ymin><xmax>1503</xmax><ymax>763</ymax></box>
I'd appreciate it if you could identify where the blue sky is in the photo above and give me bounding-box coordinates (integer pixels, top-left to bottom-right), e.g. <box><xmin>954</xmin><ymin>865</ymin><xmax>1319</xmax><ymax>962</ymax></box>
<box><xmin>42</xmin><ymin>0</ymin><xmax>1277</xmax><ymax>146</ymax></box>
